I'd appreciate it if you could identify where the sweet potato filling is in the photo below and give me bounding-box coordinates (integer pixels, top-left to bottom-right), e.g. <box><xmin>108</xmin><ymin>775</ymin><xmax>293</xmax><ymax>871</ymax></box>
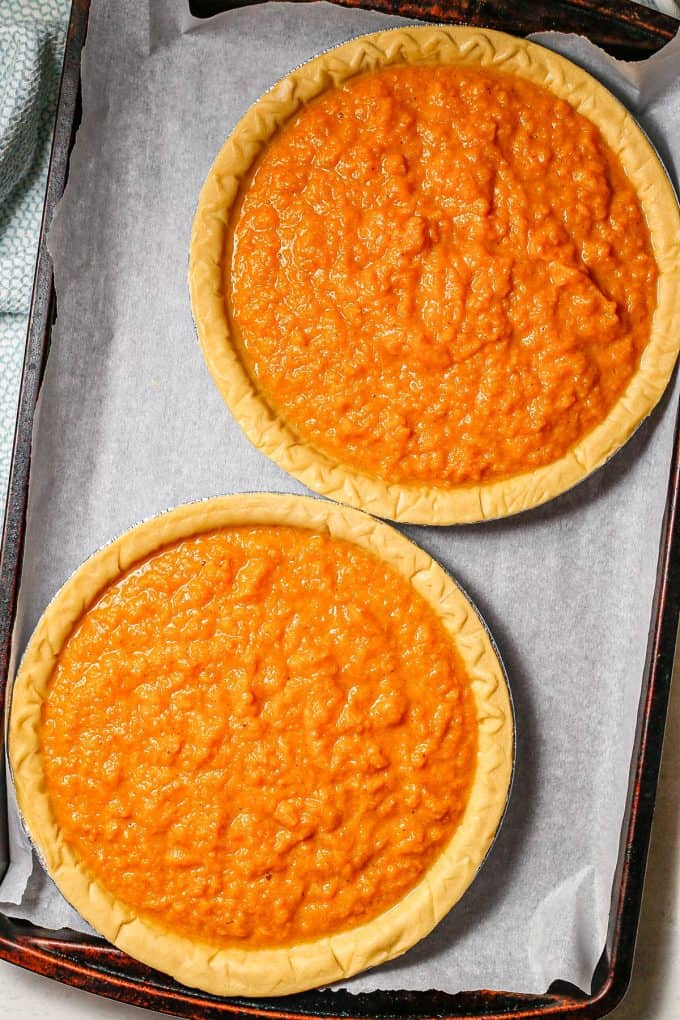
<box><xmin>229</xmin><ymin>65</ymin><xmax>657</xmax><ymax>485</ymax></box>
<box><xmin>42</xmin><ymin>526</ymin><xmax>477</xmax><ymax>947</ymax></box>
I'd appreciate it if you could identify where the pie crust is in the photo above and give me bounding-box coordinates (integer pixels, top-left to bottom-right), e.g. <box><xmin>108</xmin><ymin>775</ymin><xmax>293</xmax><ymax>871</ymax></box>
<box><xmin>9</xmin><ymin>494</ymin><xmax>513</xmax><ymax>996</ymax></box>
<box><xmin>189</xmin><ymin>26</ymin><xmax>680</xmax><ymax>525</ymax></box>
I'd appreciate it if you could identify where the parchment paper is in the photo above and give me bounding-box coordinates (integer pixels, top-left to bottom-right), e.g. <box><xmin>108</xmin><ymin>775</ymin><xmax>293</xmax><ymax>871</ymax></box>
<box><xmin>1</xmin><ymin>0</ymin><xmax>680</xmax><ymax>997</ymax></box>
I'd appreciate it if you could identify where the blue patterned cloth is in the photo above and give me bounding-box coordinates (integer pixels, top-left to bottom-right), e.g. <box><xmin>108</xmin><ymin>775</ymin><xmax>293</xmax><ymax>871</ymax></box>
<box><xmin>0</xmin><ymin>1</ymin><xmax>69</xmax><ymax>511</ymax></box>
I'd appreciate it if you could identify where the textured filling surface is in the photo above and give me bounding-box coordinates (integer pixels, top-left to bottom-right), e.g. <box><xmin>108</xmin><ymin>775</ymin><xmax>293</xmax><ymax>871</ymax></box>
<box><xmin>229</xmin><ymin>65</ymin><xmax>657</xmax><ymax>486</ymax></box>
<box><xmin>42</xmin><ymin>526</ymin><xmax>478</xmax><ymax>947</ymax></box>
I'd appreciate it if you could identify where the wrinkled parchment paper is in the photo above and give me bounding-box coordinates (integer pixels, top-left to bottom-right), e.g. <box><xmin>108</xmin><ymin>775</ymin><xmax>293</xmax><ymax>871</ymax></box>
<box><xmin>1</xmin><ymin>0</ymin><xmax>679</xmax><ymax>997</ymax></box>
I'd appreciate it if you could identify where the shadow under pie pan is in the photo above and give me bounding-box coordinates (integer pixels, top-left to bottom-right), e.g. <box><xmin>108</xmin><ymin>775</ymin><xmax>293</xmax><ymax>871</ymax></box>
<box><xmin>189</xmin><ymin>25</ymin><xmax>680</xmax><ymax>526</ymax></box>
<box><xmin>8</xmin><ymin>493</ymin><xmax>514</xmax><ymax>998</ymax></box>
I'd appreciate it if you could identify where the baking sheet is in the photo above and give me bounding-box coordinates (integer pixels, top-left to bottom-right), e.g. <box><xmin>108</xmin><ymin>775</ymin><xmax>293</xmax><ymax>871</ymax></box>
<box><xmin>1</xmin><ymin>0</ymin><xmax>680</xmax><ymax>997</ymax></box>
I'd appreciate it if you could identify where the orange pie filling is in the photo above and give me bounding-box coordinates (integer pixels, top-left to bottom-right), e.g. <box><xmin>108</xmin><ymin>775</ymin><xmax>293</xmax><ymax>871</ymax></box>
<box><xmin>41</xmin><ymin>526</ymin><xmax>478</xmax><ymax>948</ymax></box>
<box><xmin>229</xmin><ymin>65</ymin><xmax>658</xmax><ymax>486</ymax></box>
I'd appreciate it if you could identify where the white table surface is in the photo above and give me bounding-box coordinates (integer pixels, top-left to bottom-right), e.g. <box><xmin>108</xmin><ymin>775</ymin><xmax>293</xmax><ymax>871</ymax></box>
<box><xmin>1</xmin><ymin>646</ymin><xmax>678</xmax><ymax>1018</ymax></box>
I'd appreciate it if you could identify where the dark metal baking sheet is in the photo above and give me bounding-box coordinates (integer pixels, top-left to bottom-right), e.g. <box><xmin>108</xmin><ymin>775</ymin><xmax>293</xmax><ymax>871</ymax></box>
<box><xmin>1</xmin><ymin>1</ymin><xmax>679</xmax><ymax>1017</ymax></box>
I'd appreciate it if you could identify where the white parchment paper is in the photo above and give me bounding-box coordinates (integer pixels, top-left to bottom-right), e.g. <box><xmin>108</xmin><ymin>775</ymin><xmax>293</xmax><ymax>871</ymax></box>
<box><xmin>1</xmin><ymin>0</ymin><xmax>680</xmax><ymax>997</ymax></box>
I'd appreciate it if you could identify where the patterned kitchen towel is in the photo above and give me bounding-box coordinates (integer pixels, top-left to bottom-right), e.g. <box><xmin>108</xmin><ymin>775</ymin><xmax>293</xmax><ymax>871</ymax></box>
<box><xmin>0</xmin><ymin>1</ymin><xmax>69</xmax><ymax>509</ymax></box>
<box><xmin>0</xmin><ymin>23</ymin><xmax>44</xmax><ymax>210</ymax></box>
<box><xmin>0</xmin><ymin>12</ymin><xmax>68</xmax><ymax>316</ymax></box>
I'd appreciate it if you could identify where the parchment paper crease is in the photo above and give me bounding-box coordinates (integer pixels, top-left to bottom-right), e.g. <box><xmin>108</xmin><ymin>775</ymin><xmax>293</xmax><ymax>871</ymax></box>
<box><xmin>1</xmin><ymin>0</ymin><xmax>679</xmax><ymax>997</ymax></box>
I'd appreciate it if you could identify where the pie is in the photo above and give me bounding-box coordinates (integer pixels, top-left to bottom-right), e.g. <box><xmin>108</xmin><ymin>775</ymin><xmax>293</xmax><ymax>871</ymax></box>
<box><xmin>189</xmin><ymin>27</ymin><xmax>680</xmax><ymax>524</ymax></box>
<box><xmin>10</xmin><ymin>494</ymin><xmax>513</xmax><ymax>996</ymax></box>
